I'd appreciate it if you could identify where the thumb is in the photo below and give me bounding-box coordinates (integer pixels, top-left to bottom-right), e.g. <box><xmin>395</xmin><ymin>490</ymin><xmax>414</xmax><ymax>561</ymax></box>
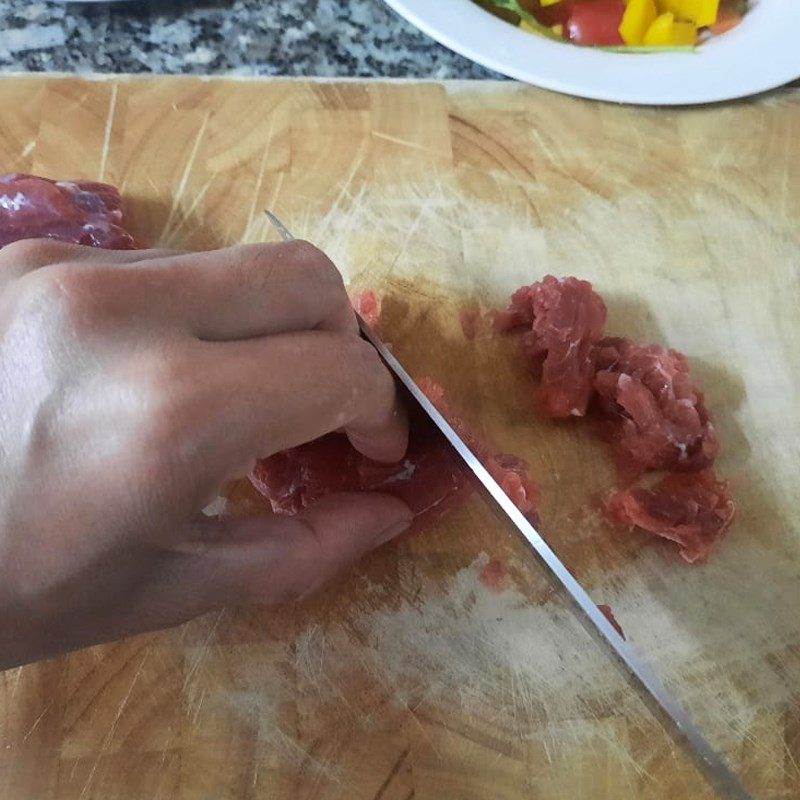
<box><xmin>138</xmin><ymin>492</ymin><xmax>413</xmax><ymax>627</ymax></box>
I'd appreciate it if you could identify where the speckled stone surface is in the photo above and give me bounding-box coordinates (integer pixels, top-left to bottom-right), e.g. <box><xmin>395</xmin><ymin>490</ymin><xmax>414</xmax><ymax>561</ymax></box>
<box><xmin>0</xmin><ymin>0</ymin><xmax>501</xmax><ymax>77</ymax></box>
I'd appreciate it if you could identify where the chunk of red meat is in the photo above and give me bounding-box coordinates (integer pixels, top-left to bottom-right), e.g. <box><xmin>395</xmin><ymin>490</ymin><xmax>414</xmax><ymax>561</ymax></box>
<box><xmin>495</xmin><ymin>276</ymin><xmax>607</xmax><ymax>418</ymax></box>
<box><xmin>250</xmin><ymin>434</ymin><xmax>362</xmax><ymax>515</ymax></box>
<box><xmin>251</xmin><ymin>405</ymin><xmax>471</xmax><ymax>529</ymax></box>
<box><xmin>0</xmin><ymin>174</ymin><xmax>137</xmax><ymax>250</ymax></box>
<box><xmin>357</xmin><ymin>433</ymin><xmax>468</xmax><ymax>523</ymax></box>
<box><xmin>252</xmin><ymin>377</ymin><xmax>542</xmax><ymax>527</ymax></box>
<box><xmin>593</xmin><ymin>338</ymin><xmax>719</xmax><ymax>473</ymax></box>
<box><xmin>607</xmin><ymin>470</ymin><xmax>735</xmax><ymax>564</ymax></box>
<box><xmin>417</xmin><ymin>376</ymin><xmax>446</xmax><ymax>407</ymax></box>
<box><xmin>484</xmin><ymin>453</ymin><xmax>540</xmax><ymax>515</ymax></box>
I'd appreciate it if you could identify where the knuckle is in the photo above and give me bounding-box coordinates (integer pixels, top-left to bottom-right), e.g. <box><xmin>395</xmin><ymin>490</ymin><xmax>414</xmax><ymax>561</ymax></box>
<box><xmin>0</xmin><ymin>237</ymin><xmax>67</xmax><ymax>269</ymax></box>
<box><xmin>13</xmin><ymin>268</ymin><xmax>65</xmax><ymax>313</ymax></box>
<box><xmin>132</xmin><ymin>357</ymin><xmax>188</xmax><ymax>462</ymax></box>
<box><xmin>16</xmin><ymin>265</ymin><xmax>101</xmax><ymax>331</ymax></box>
<box><xmin>283</xmin><ymin>239</ymin><xmax>343</xmax><ymax>288</ymax></box>
<box><xmin>139</xmin><ymin>356</ymin><xmax>186</xmax><ymax>437</ymax></box>
<box><xmin>229</xmin><ymin>240</ymin><xmax>349</xmax><ymax>310</ymax></box>
<box><xmin>232</xmin><ymin>241</ymin><xmax>349</xmax><ymax>325</ymax></box>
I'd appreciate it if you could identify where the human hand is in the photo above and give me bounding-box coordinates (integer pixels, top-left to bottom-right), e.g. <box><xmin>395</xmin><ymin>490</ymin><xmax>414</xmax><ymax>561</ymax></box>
<box><xmin>0</xmin><ymin>239</ymin><xmax>410</xmax><ymax>669</ymax></box>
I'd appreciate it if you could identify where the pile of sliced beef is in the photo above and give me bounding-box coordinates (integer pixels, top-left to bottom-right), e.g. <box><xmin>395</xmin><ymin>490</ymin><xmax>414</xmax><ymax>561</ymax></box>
<box><xmin>495</xmin><ymin>275</ymin><xmax>734</xmax><ymax>563</ymax></box>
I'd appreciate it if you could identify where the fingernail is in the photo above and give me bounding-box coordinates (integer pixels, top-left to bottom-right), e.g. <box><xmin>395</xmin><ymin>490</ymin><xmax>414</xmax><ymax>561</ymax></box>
<box><xmin>377</xmin><ymin>516</ymin><xmax>413</xmax><ymax>546</ymax></box>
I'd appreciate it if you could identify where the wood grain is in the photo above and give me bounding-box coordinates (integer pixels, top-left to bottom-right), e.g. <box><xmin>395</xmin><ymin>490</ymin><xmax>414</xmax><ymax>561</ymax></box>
<box><xmin>0</xmin><ymin>74</ymin><xmax>799</xmax><ymax>800</ymax></box>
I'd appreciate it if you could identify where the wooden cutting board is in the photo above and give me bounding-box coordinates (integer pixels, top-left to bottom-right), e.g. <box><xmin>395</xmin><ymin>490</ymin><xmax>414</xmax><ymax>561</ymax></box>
<box><xmin>1</xmin><ymin>74</ymin><xmax>799</xmax><ymax>800</ymax></box>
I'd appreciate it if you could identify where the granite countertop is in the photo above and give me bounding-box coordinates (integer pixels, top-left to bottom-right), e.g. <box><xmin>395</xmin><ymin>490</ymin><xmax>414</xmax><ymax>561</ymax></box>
<box><xmin>0</xmin><ymin>0</ymin><xmax>501</xmax><ymax>78</ymax></box>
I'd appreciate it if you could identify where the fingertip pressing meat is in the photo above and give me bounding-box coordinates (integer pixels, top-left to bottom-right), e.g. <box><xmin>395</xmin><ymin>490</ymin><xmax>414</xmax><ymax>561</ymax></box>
<box><xmin>593</xmin><ymin>338</ymin><xmax>720</xmax><ymax>474</ymax></box>
<box><xmin>0</xmin><ymin>174</ymin><xmax>137</xmax><ymax>250</ymax></box>
<box><xmin>606</xmin><ymin>470</ymin><xmax>735</xmax><ymax>564</ymax></box>
<box><xmin>251</xmin><ymin>405</ymin><xmax>471</xmax><ymax>531</ymax></box>
<box><xmin>495</xmin><ymin>276</ymin><xmax>607</xmax><ymax>418</ymax></box>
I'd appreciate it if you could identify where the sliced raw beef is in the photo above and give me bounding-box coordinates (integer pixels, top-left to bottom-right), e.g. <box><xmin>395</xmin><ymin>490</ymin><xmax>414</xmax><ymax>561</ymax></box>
<box><xmin>251</xmin><ymin>376</ymin><xmax>541</xmax><ymax>525</ymax></box>
<box><xmin>483</xmin><ymin>453</ymin><xmax>540</xmax><ymax>515</ymax></box>
<box><xmin>496</xmin><ymin>275</ymin><xmax>734</xmax><ymax>562</ymax></box>
<box><xmin>417</xmin><ymin>377</ymin><xmax>540</xmax><ymax>515</ymax></box>
<box><xmin>0</xmin><ymin>174</ymin><xmax>137</xmax><ymax>250</ymax></box>
<box><xmin>593</xmin><ymin>338</ymin><xmax>719</xmax><ymax>474</ymax></box>
<box><xmin>606</xmin><ymin>470</ymin><xmax>735</xmax><ymax>564</ymax></box>
<box><xmin>495</xmin><ymin>276</ymin><xmax>607</xmax><ymax>418</ymax></box>
<box><xmin>251</xmin><ymin>403</ymin><xmax>470</xmax><ymax>529</ymax></box>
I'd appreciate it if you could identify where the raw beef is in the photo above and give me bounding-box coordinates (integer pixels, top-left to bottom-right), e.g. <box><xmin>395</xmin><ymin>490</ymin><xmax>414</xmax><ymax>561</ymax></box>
<box><xmin>494</xmin><ymin>276</ymin><xmax>607</xmax><ymax>418</ymax></box>
<box><xmin>251</xmin><ymin>377</ymin><xmax>541</xmax><ymax>524</ymax></box>
<box><xmin>606</xmin><ymin>470</ymin><xmax>735</xmax><ymax>564</ymax></box>
<box><xmin>593</xmin><ymin>338</ymin><xmax>719</xmax><ymax>474</ymax></box>
<box><xmin>417</xmin><ymin>377</ymin><xmax>540</xmax><ymax>516</ymax></box>
<box><xmin>496</xmin><ymin>275</ymin><xmax>734</xmax><ymax>562</ymax></box>
<box><xmin>0</xmin><ymin>174</ymin><xmax>137</xmax><ymax>250</ymax></box>
<box><xmin>483</xmin><ymin>453</ymin><xmax>540</xmax><ymax>515</ymax></box>
<box><xmin>251</xmin><ymin>403</ymin><xmax>471</xmax><ymax>529</ymax></box>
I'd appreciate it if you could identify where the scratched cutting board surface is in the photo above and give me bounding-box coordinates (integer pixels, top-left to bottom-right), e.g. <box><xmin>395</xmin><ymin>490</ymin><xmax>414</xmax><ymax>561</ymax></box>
<box><xmin>1</xmin><ymin>75</ymin><xmax>799</xmax><ymax>800</ymax></box>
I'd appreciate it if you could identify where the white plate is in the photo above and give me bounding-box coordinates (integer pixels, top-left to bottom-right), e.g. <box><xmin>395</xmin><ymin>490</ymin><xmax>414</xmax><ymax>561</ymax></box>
<box><xmin>384</xmin><ymin>0</ymin><xmax>800</xmax><ymax>105</ymax></box>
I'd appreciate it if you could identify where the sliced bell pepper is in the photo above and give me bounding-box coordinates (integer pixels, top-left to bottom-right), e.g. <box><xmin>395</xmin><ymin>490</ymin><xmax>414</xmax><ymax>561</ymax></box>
<box><xmin>568</xmin><ymin>0</ymin><xmax>626</xmax><ymax>45</ymax></box>
<box><xmin>657</xmin><ymin>0</ymin><xmax>719</xmax><ymax>27</ymax></box>
<box><xmin>619</xmin><ymin>0</ymin><xmax>658</xmax><ymax>45</ymax></box>
<box><xmin>643</xmin><ymin>11</ymin><xmax>698</xmax><ymax>44</ymax></box>
<box><xmin>540</xmin><ymin>0</ymin><xmax>562</xmax><ymax>7</ymax></box>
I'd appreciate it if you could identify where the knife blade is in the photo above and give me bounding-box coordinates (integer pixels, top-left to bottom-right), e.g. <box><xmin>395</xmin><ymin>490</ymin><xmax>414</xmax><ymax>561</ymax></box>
<box><xmin>263</xmin><ymin>210</ymin><xmax>752</xmax><ymax>800</ymax></box>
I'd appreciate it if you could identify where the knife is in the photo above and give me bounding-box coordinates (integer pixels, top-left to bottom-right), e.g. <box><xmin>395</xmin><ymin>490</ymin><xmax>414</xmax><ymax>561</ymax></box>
<box><xmin>263</xmin><ymin>211</ymin><xmax>752</xmax><ymax>800</ymax></box>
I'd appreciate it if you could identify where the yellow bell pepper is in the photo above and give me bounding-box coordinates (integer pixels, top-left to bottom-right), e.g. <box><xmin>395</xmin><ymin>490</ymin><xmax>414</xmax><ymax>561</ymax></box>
<box><xmin>619</xmin><ymin>0</ymin><xmax>658</xmax><ymax>45</ymax></box>
<box><xmin>643</xmin><ymin>11</ymin><xmax>698</xmax><ymax>44</ymax></box>
<box><xmin>540</xmin><ymin>0</ymin><xmax>561</xmax><ymax>6</ymax></box>
<box><xmin>657</xmin><ymin>0</ymin><xmax>719</xmax><ymax>27</ymax></box>
<box><xmin>520</xmin><ymin>20</ymin><xmax>544</xmax><ymax>36</ymax></box>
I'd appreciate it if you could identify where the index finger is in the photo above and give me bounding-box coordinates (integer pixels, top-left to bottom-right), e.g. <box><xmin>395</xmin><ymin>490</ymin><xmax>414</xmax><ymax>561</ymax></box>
<box><xmin>152</xmin><ymin>331</ymin><xmax>409</xmax><ymax>515</ymax></box>
<box><xmin>209</xmin><ymin>331</ymin><xmax>408</xmax><ymax>460</ymax></box>
<box><xmin>115</xmin><ymin>241</ymin><xmax>359</xmax><ymax>340</ymax></box>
